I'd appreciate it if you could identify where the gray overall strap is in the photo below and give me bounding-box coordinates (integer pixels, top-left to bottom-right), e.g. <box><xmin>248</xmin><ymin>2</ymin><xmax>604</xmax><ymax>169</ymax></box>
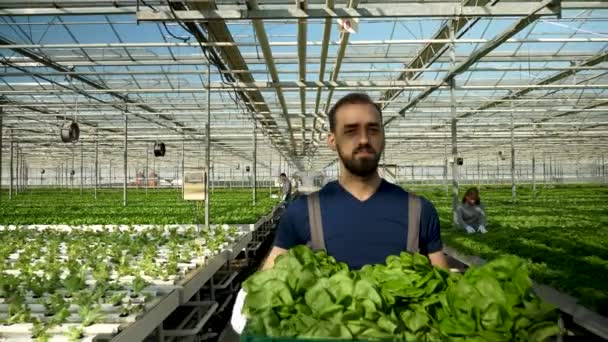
<box><xmin>307</xmin><ymin>192</ymin><xmax>326</xmax><ymax>251</ymax></box>
<box><xmin>407</xmin><ymin>193</ymin><xmax>422</xmax><ymax>254</ymax></box>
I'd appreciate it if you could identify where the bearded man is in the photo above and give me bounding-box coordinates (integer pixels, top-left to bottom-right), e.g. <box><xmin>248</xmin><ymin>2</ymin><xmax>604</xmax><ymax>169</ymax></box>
<box><xmin>229</xmin><ymin>92</ymin><xmax>449</xmax><ymax>335</ymax></box>
<box><xmin>263</xmin><ymin>93</ymin><xmax>448</xmax><ymax>270</ymax></box>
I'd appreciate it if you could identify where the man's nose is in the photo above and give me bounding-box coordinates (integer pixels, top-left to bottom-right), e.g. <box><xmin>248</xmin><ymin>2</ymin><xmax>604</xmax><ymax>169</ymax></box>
<box><xmin>358</xmin><ymin>129</ymin><xmax>369</xmax><ymax>145</ymax></box>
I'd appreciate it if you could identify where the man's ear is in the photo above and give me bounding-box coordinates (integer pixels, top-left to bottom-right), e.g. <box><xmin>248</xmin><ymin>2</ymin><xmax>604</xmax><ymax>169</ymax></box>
<box><xmin>327</xmin><ymin>132</ymin><xmax>337</xmax><ymax>151</ymax></box>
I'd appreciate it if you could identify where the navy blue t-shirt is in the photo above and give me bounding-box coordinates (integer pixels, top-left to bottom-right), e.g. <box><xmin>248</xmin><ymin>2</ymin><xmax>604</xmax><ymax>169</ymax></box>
<box><xmin>274</xmin><ymin>180</ymin><xmax>443</xmax><ymax>269</ymax></box>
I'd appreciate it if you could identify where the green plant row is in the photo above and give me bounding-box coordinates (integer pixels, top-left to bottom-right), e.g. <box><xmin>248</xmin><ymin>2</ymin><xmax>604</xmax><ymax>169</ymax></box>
<box><xmin>405</xmin><ymin>184</ymin><xmax>608</xmax><ymax>315</ymax></box>
<box><xmin>0</xmin><ymin>188</ymin><xmax>279</xmax><ymax>225</ymax></box>
<box><xmin>0</xmin><ymin>224</ymin><xmax>244</xmax><ymax>341</ymax></box>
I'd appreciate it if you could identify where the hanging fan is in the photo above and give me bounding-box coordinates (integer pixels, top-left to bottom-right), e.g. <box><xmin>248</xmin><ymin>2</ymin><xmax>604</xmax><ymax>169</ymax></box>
<box><xmin>60</xmin><ymin>87</ymin><xmax>80</xmax><ymax>143</ymax></box>
<box><xmin>60</xmin><ymin>121</ymin><xmax>80</xmax><ymax>143</ymax></box>
<box><xmin>154</xmin><ymin>142</ymin><xmax>166</xmax><ymax>157</ymax></box>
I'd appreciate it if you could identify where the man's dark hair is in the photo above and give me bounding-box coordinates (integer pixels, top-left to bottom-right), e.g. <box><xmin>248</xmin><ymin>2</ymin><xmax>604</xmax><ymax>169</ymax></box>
<box><xmin>327</xmin><ymin>93</ymin><xmax>382</xmax><ymax>133</ymax></box>
<box><xmin>280</xmin><ymin>172</ymin><xmax>287</xmax><ymax>177</ymax></box>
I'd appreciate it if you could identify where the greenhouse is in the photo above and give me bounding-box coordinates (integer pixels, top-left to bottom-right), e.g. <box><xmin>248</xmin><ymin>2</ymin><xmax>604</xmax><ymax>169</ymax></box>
<box><xmin>0</xmin><ymin>0</ymin><xmax>606</xmax><ymax>341</ymax></box>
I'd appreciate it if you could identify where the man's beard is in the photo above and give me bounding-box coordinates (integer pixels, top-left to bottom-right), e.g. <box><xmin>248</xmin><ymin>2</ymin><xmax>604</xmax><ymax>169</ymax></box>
<box><xmin>337</xmin><ymin>143</ymin><xmax>382</xmax><ymax>177</ymax></box>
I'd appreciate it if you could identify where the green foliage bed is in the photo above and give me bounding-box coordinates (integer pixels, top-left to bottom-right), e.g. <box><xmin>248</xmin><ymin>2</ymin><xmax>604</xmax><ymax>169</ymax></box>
<box><xmin>406</xmin><ymin>184</ymin><xmax>608</xmax><ymax>315</ymax></box>
<box><xmin>0</xmin><ymin>188</ymin><xmax>278</xmax><ymax>225</ymax></box>
<box><xmin>243</xmin><ymin>246</ymin><xmax>559</xmax><ymax>341</ymax></box>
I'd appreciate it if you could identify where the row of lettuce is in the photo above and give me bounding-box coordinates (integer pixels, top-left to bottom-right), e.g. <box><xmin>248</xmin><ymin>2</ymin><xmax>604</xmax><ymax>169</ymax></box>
<box><xmin>0</xmin><ymin>188</ymin><xmax>279</xmax><ymax>225</ymax></box>
<box><xmin>410</xmin><ymin>184</ymin><xmax>608</xmax><ymax>316</ymax></box>
<box><xmin>0</xmin><ymin>225</ymin><xmax>245</xmax><ymax>341</ymax></box>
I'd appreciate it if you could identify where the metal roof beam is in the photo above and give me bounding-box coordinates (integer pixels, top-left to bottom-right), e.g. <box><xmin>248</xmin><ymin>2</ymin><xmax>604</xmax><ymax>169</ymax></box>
<box><xmin>247</xmin><ymin>0</ymin><xmax>300</xmax><ymax>164</ymax></box>
<box><xmin>394</xmin><ymin>0</ymin><xmax>556</xmax><ymax>119</ymax></box>
<box><xmin>0</xmin><ymin>0</ymin><xmax>603</xmax><ymax>16</ymax></box>
<box><xmin>136</xmin><ymin>2</ymin><xmax>560</xmax><ymax>21</ymax></box>
<box><xmin>461</xmin><ymin>51</ymin><xmax>608</xmax><ymax>118</ymax></box>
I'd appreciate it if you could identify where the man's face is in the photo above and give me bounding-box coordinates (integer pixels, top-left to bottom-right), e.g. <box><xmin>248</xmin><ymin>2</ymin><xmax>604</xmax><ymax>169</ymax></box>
<box><xmin>328</xmin><ymin>103</ymin><xmax>385</xmax><ymax>177</ymax></box>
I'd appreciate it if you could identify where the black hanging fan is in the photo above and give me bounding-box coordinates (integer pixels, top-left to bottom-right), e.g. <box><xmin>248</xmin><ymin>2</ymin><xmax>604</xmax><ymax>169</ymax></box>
<box><xmin>154</xmin><ymin>142</ymin><xmax>166</xmax><ymax>157</ymax></box>
<box><xmin>41</xmin><ymin>169</ymin><xmax>45</xmax><ymax>174</ymax></box>
<box><xmin>61</xmin><ymin>92</ymin><xmax>81</xmax><ymax>143</ymax></box>
<box><xmin>60</xmin><ymin>121</ymin><xmax>80</xmax><ymax>143</ymax></box>
<box><xmin>70</xmin><ymin>170</ymin><xmax>75</xmax><ymax>176</ymax></box>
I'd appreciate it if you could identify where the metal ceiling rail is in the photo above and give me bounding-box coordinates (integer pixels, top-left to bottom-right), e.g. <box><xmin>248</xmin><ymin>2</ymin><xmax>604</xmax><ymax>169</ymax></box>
<box><xmin>5</xmin><ymin>83</ymin><xmax>608</xmax><ymax>94</ymax></box>
<box><xmin>136</xmin><ymin>2</ymin><xmax>560</xmax><ymax>21</ymax></box>
<box><xmin>6</xmin><ymin>52</ymin><xmax>604</xmax><ymax>67</ymax></box>
<box><xmin>4</xmin><ymin>64</ymin><xmax>605</xmax><ymax>77</ymax></box>
<box><xmin>390</xmin><ymin>0</ymin><xmax>558</xmax><ymax>123</ymax></box>
<box><xmin>247</xmin><ymin>0</ymin><xmax>299</xmax><ymax>159</ymax></box>
<box><xmin>180</xmin><ymin>0</ymin><xmax>300</xmax><ymax>170</ymax></box>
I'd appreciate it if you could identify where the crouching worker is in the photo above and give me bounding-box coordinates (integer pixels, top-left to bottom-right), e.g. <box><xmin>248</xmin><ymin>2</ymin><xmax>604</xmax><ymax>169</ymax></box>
<box><xmin>457</xmin><ymin>187</ymin><xmax>487</xmax><ymax>234</ymax></box>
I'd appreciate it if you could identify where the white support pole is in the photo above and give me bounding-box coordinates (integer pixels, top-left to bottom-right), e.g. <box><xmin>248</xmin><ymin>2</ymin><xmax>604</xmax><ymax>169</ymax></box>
<box><xmin>269</xmin><ymin>155</ymin><xmax>272</xmax><ymax>197</ymax></box>
<box><xmin>542</xmin><ymin>155</ymin><xmax>546</xmax><ymax>187</ymax></box>
<box><xmin>448</xmin><ymin>20</ymin><xmax>459</xmax><ymax>227</ymax></box>
<box><xmin>95</xmin><ymin>131</ymin><xmax>98</xmax><ymax>199</ymax></box>
<box><xmin>9</xmin><ymin>132</ymin><xmax>13</xmax><ymax>200</ymax></box>
<box><xmin>549</xmin><ymin>156</ymin><xmax>553</xmax><ymax>185</ymax></box>
<box><xmin>411</xmin><ymin>165</ymin><xmax>415</xmax><ymax>183</ymax></box>
<box><xmin>145</xmin><ymin>144</ymin><xmax>149</xmax><ymax>196</ymax></box>
<box><xmin>253</xmin><ymin>123</ymin><xmax>257</xmax><ymax>206</ymax></box>
<box><xmin>109</xmin><ymin>159</ymin><xmax>112</xmax><ymax>189</ymax></box>
<box><xmin>22</xmin><ymin>154</ymin><xmax>25</xmax><ymax>192</ymax></box>
<box><xmin>123</xmin><ymin>110</ymin><xmax>128</xmax><ymax>207</ymax></box>
<box><xmin>80</xmin><ymin>141</ymin><xmax>84</xmax><ymax>196</ymax></box>
<box><xmin>23</xmin><ymin>152</ymin><xmax>27</xmax><ymax>191</ymax></box>
<box><xmin>496</xmin><ymin>154</ymin><xmax>500</xmax><ymax>184</ymax></box>
<box><xmin>603</xmin><ymin>154</ymin><xmax>606</xmax><ymax>184</ymax></box>
<box><xmin>18</xmin><ymin>149</ymin><xmax>22</xmax><ymax>193</ymax></box>
<box><xmin>15</xmin><ymin>148</ymin><xmax>20</xmax><ymax>194</ymax></box>
<box><xmin>444</xmin><ymin>145</ymin><xmax>448</xmax><ymax>197</ymax></box>
<box><xmin>71</xmin><ymin>148</ymin><xmax>74</xmax><ymax>191</ymax></box>
<box><xmin>152</xmin><ymin>150</ymin><xmax>156</xmax><ymax>191</ymax></box>
<box><xmin>181</xmin><ymin>138</ymin><xmax>185</xmax><ymax>196</ymax></box>
<box><xmin>0</xmin><ymin>108</ymin><xmax>3</xmax><ymax>201</ymax></box>
<box><xmin>510</xmin><ymin>100</ymin><xmax>516</xmax><ymax>201</ymax></box>
<box><xmin>205</xmin><ymin>62</ymin><xmax>211</xmax><ymax>230</ymax></box>
<box><xmin>532</xmin><ymin>145</ymin><xmax>536</xmax><ymax>194</ymax></box>
<box><xmin>477</xmin><ymin>153</ymin><xmax>480</xmax><ymax>186</ymax></box>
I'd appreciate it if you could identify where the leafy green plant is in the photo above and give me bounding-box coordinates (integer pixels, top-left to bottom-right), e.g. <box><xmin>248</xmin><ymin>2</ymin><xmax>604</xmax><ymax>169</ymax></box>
<box><xmin>7</xmin><ymin>294</ymin><xmax>31</xmax><ymax>325</ymax></box>
<box><xmin>49</xmin><ymin>307</ymin><xmax>70</xmax><ymax>326</ymax></box>
<box><xmin>74</xmin><ymin>290</ymin><xmax>97</xmax><ymax>308</ymax></box>
<box><xmin>92</xmin><ymin>262</ymin><xmax>110</xmax><ymax>283</ymax></box>
<box><xmin>78</xmin><ymin>304</ymin><xmax>104</xmax><ymax>326</ymax></box>
<box><xmin>120</xmin><ymin>301</ymin><xmax>144</xmax><ymax>317</ymax></box>
<box><xmin>243</xmin><ymin>246</ymin><xmax>561</xmax><ymax>341</ymax></box>
<box><xmin>62</xmin><ymin>269</ymin><xmax>87</xmax><ymax>295</ymax></box>
<box><xmin>32</xmin><ymin>320</ymin><xmax>50</xmax><ymax>342</ymax></box>
<box><xmin>42</xmin><ymin>293</ymin><xmax>68</xmax><ymax>317</ymax></box>
<box><xmin>130</xmin><ymin>276</ymin><xmax>148</xmax><ymax>297</ymax></box>
<box><xmin>67</xmin><ymin>325</ymin><xmax>84</xmax><ymax>341</ymax></box>
<box><xmin>0</xmin><ymin>274</ymin><xmax>20</xmax><ymax>298</ymax></box>
<box><xmin>108</xmin><ymin>292</ymin><xmax>125</xmax><ymax>307</ymax></box>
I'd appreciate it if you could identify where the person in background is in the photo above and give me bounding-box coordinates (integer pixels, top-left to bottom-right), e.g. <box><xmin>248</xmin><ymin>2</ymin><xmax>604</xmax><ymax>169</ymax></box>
<box><xmin>457</xmin><ymin>187</ymin><xmax>488</xmax><ymax>234</ymax></box>
<box><xmin>279</xmin><ymin>172</ymin><xmax>292</xmax><ymax>203</ymax></box>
